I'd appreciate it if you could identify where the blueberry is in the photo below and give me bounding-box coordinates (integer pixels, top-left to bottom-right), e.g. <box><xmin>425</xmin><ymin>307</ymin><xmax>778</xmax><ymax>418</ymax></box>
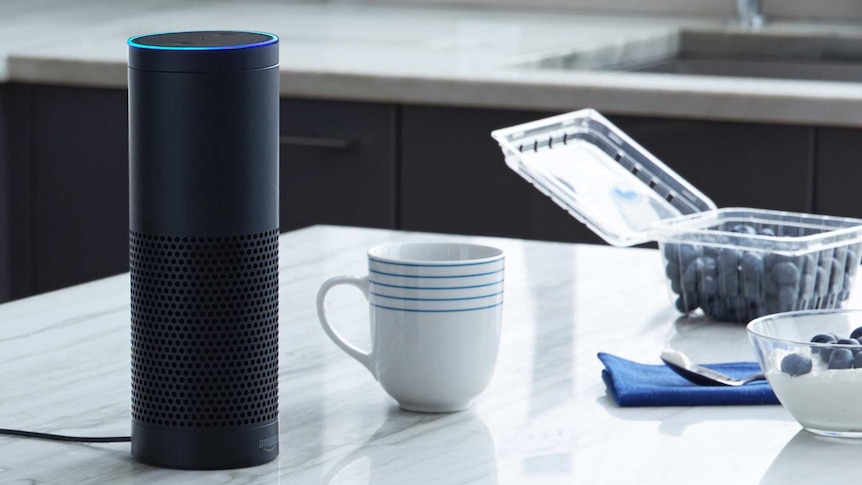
<box><xmin>741</xmin><ymin>252</ymin><xmax>764</xmax><ymax>273</ymax></box>
<box><xmin>718</xmin><ymin>249</ymin><xmax>742</xmax><ymax>296</ymax></box>
<box><xmin>719</xmin><ymin>271</ymin><xmax>741</xmax><ymax>297</ymax></box>
<box><xmin>750</xmin><ymin>304</ymin><xmax>768</xmax><ymax>319</ymax></box>
<box><xmin>741</xmin><ymin>252</ymin><xmax>764</xmax><ymax>298</ymax></box>
<box><xmin>666</xmin><ymin>261</ymin><xmax>682</xmax><ymax>294</ymax></box>
<box><xmin>772</xmin><ymin>262</ymin><xmax>800</xmax><ymax>285</ymax></box>
<box><xmin>764</xmin><ymin>254</ymin><xmax>791</xmax><ymax>271</ymax></box>
<box><xmin>829</xmin><ymin>348</ymin><xmax>854</xmax><ymax>369</ymax></box>
<box><xmin>763</xmin><ymin>254</ymin><xmax>777</xmax><ymax>270</ymax></box>
<box><xmin>830</xmin><ymin>259</ymin><xmax>846</xmax><ymax>294</ymax></box>
<box><xmin>801</xmin><ymin>254</ymin><xmax>818</xmax><ymax>278</ymax></box>
<box><xmin>718</xmin><ymin>248</ymin><xmax>742</xmax><ymax>268</ymax></box>
<box><xmin>835</xmin><ymin>246</ymin><xmax>849</xmax><ymax>269</ymax></box>
<box><xmin>701</xmin><ymin>256</ymin><xmax>718</xmax><ymax>277</ymax></box>
<box><xmin>800</xmin><ymin>274</ymin><xmax>815</xmax><ymax>300</ymax></box>
<box><xmin>679</xmin><ymin>245</ymin><xmax>702</xmax><ymax>265</ymax></box>
<box><xmin>681</xmin><ymin>259</ymin><xmax>704</xmax><ymax>292</ymax></box>
<box><xmin>777</xmin><ymin>285</ymin><xmax>798</xmax><ymax>311</ymax></box>
<box><xmin>707</xmin><ymin>299</ymin><xmax>729</xmax><ymax>320</ymax></box>
<box><xmin>766</xmin><ymin>300</ymin><xmax>781</xmax><ymax>315</ymax></box>
<box><xmin>855</xmin><ymin>353</ymin><xmax>862</xmax><ymax>369</ymax></box>
<box><xmin>811</xmin><ymin>333</ymin><xmax>838</xmax><ymax>344</ymax></box>
<box><xmin>702</xmin><ymin>246</ymin><xmax>720</xmax><ymax>259</ymax></box>
<box><xmin>665</xmin><ymin>260</ymin><xmax>680</xmax><ymax>278</ymax></box>
<box><xmin>851</xmin><ymin>327</ymin><xmax>862</xmax><ymax>340</ymax></box>
<box><xmin>698</xmin><ymin>293</ymin><xmax>712</xmax><ymax>312</ymax></box>
<box><xmin>781</xmin><ymin>353</ymin><xmax>812</xmax><ymax>376</ymax></box>
<box><xmin>759</xmin><ymin>227</ymin><xmax>776</xmax><ymax>237</ymax></box>
<box><xmin>732</xmin><ymin>224</ymin><xmax>757</xmax><ymax>235</ymax></box>
<box><xmin>811</xmin><ymin>333</ymin><xmax>838</xmax><ymax>361</ymax></box>
<box><xmin>742</xmin><ymin>278</ymin><xmax>762</xmax><ymax>299</ymax></box>
<box><xmin>764</xmin><ymin>275</ymin><xmax>778</xmax><ymax>295</ymax></box>
<box><xmin>664</xmin><ymin>243</ymin><xmax>680</xmax><ymax>262</ymax></box>
<box><xmin>847</xmin><ymin>250</ymin><xmax>860</xmax><ymax>277</ymax></box>
<box><xmin>816</xmin><ymin>267</ymin><xmax>830</xmax><ymax>296</ymax></box>
<box><xmin>701</xmin><ymin>275</ymin><xmax>718</xmax><ymax>295</ymax></box>
<box><xmin>837</xmin><ymin>338</ymin><xmax>862</xmax><ymax>355</ymax></box>
<box><xmin>726</xmin><ymin>301</ymin><xmax>750</xmax><ymax>322</ymax></box>
<box><xmin>819</xmin><ymin>255</ymin><xmax>834</xmax><ymax>270</ymax></box>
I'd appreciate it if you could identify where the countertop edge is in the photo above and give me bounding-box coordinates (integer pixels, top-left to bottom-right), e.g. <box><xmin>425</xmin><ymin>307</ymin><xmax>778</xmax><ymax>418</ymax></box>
<box><xmin>9</xmin><ymin>56</ymin><xmax>862</xmax><ymax>128</ymax></box>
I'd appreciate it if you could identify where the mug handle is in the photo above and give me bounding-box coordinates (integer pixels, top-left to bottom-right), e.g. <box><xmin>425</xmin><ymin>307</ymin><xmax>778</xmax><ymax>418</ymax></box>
<box><xmin>316</xmin><ymin>275</ymin><xmax>375</xmax><ymax>378</ymax></box>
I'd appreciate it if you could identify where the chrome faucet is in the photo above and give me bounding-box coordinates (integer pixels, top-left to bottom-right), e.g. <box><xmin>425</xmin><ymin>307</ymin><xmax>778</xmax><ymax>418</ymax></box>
<box><xmin>737</xmin><ymin>0</ymin><xmax>765</xmax><ymax>28</ymax></box>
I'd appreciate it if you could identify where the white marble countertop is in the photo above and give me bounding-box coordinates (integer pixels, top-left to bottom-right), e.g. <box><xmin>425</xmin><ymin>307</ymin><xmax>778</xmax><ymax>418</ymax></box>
<box><xmin>2</xmin><ymin>224</ymin><xmax>862</xmax><ymax>484</ymax></box>
<box><xmin>4</xmin><ymin>1</ymin><xmax>862</xmax><ymax>127</ymax></box>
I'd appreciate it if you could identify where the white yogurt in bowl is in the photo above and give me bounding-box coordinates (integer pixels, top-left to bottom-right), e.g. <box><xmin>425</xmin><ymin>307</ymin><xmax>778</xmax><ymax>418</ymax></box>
<box><xmin>766</xmin><ymin>351</ymin><xmax>862</xmax><ymax>437</ymax></box>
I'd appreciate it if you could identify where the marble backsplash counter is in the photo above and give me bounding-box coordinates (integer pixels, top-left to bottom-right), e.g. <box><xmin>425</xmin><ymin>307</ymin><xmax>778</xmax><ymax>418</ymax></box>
<box><xmin>3</xmin><ymin>1</ymin><xmax>862</xmax><ymax>126</ymax></box>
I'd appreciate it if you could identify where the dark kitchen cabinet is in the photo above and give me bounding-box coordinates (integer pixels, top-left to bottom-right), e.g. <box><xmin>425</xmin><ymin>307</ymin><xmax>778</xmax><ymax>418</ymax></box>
<box><xmin>612</xmin><ymin>117</ymin><xmax>815</xmax><ymax>213</ymax></box>
<box><xmin>1</xmin><ymin>86</ymin><xmax>398</xmax><ymax>302</ymax></box>
<box><xmin>814</xmin><ymin>127</ymin><xmax>862</xmax><ymax>219</ymax></box>
<box><xmin>401</xmin><ymin>105</ymin><xmax>815</xmax><ymax>244</ymax></box>
<box><xmin>400</xmin><ymin>105</ymin><xmax>603</xmax><ymax>244</ymax></box>
<box><xmin>279</xmin><ymin>98</ymin><xmax>396</xmax><ymax>231</ymax></box>
<box><xmin>0</xmin><ymin>85</ymin><xmax>10</xmax><ymax>301</ymax></box>
<box><xmin>4</xmin><ymin>84</ymin><xmax>33</xmax><ymax>301</ymax></box>
<box><xmin>25</xmin><ymin>85</ymin><xmax>129</xmax><ymax>296</ymax></box>
<box><xmin>0</xmin><ymin>83</ymin><xmax>831</xmax><ymax>303</ymax></box>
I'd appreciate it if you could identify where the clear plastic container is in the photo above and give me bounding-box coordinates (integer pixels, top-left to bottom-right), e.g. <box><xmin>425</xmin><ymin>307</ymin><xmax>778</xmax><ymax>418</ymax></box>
<box><xmin>658</xmin><ymin>208</ymin><xmax>862</xmax><ymax>322</ymax></box>
<box><xmin>491</xmin><ymin>109</ymin><xmax>862</xmax><ymax>323</ymax></box>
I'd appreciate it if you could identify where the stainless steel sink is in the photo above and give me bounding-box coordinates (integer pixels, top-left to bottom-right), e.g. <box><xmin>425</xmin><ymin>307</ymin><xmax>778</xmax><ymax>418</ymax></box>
<box><xmin>516</xmin><ymin>29</ymin><xmax>862</xmax><ymax>83</ymax></box>
<box><xmin>631</xmin><ymin>57</ymin><xmax>862</xmax><ymax>82</ymax></box>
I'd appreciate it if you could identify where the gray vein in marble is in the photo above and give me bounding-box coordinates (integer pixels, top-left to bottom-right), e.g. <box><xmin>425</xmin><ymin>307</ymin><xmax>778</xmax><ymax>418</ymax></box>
<box><xmin>0</xmin><ymin>304</ymin><xmax>127</xmax><ymax>344</ymax></box>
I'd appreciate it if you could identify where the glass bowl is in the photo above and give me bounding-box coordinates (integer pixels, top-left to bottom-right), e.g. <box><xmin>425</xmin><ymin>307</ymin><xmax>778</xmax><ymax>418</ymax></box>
<box><xmin>748</xmin><ymin>309</ymin><xmax>862</xmax><ymax>437</ymax></box>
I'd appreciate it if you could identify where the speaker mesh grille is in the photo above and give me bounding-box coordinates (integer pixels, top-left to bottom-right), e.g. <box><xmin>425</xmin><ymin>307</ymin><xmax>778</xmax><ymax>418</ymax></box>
<box><xmin>130</xmin><ymin>229</ymin><xmax>279</xmax><ymax>429</ymax></box>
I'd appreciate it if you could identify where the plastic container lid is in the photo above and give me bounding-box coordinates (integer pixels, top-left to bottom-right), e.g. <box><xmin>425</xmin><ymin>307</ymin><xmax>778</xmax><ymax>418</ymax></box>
<box><xmin>491</xmin><ymin>109</ymin><xmax>716</xmax><ymax>247</ymax></box>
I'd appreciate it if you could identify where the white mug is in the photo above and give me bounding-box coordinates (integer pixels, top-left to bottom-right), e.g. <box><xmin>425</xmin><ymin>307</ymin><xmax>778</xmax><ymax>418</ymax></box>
<box><xmin>316</xmin><ymin>242</ymin><xmax>504</xmax><ymax>413</ymax></box>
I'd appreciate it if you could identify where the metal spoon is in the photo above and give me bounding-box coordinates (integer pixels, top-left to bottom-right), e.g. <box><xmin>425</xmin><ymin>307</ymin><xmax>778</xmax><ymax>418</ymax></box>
<box><xmin>660</xmin><ymin>349</ymin><xmax>766</xmax><ymax>387</ymax></box>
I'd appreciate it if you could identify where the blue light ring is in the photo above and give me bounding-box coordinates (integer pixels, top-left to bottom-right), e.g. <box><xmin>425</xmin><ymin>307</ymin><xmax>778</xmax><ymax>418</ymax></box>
<box><xmin>128</xmin><ymin>31</ymin><xmax>278</xmax><ymax>51</ymax></box>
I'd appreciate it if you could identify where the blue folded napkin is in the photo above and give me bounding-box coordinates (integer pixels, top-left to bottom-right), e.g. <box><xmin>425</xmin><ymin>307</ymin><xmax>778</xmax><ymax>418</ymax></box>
<box><xmin>598</xmin><ymin>352</ymin><xmax>779</xmax><ymax>407</ymax></box>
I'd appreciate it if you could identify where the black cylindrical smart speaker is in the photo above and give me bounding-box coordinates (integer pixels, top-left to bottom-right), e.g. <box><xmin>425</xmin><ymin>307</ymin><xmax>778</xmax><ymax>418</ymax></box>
<box><xmin>128</xmin><ymin>31</ymin><xmax>280</xmax><ymax>469</ymax></box>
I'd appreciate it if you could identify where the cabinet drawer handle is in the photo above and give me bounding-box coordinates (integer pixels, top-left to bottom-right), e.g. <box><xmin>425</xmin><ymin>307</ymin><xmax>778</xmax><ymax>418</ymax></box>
<box><xmin>279</xmin><ymin>135</ymin><xmax>356</xmax><ymax>150</ymax></box>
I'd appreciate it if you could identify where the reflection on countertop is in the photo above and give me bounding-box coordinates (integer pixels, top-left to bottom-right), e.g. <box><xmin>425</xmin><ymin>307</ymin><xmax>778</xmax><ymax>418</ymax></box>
<box><xmin>760</xmin><ymin>430</ymin><xmax>862</xmax><ymax>485</ymax></box>
<box><xmin>322</xmin><ymin>409</ymin><xmax>498</xmax><ymax>485</ymax></box>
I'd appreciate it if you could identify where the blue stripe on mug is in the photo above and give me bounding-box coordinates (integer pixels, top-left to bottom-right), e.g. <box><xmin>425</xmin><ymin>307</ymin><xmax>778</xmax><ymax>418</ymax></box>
<box><xmin>368</xmin><ymin>268</ymin><xmax>504</xmax><ymax>279</ymax></box>
<box><xmin>370</xmin><ymin>301</ymin><xmax>504</xmax><ymax>313</ymax></box>
<box><xmin>369</xmin><ymin>280</ymin><xmax>504</xmax><ymax>290</ymax></box>
<box><xmin>368</xmin><ymin>257</ymin><xmax>504</xmax><ymax>268</ymax></box>
<box><xmin>370</xmin><ymin>290</ymin><xmax>504</xmax><ymax>302</ymax></box>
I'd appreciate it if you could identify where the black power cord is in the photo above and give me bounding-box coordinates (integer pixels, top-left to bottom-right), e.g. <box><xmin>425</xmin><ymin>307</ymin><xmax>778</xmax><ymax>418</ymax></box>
<box><xmin>0</xmin><ymin>428</ymin><xmax>130</xmax><ymax>443</ymax></box>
